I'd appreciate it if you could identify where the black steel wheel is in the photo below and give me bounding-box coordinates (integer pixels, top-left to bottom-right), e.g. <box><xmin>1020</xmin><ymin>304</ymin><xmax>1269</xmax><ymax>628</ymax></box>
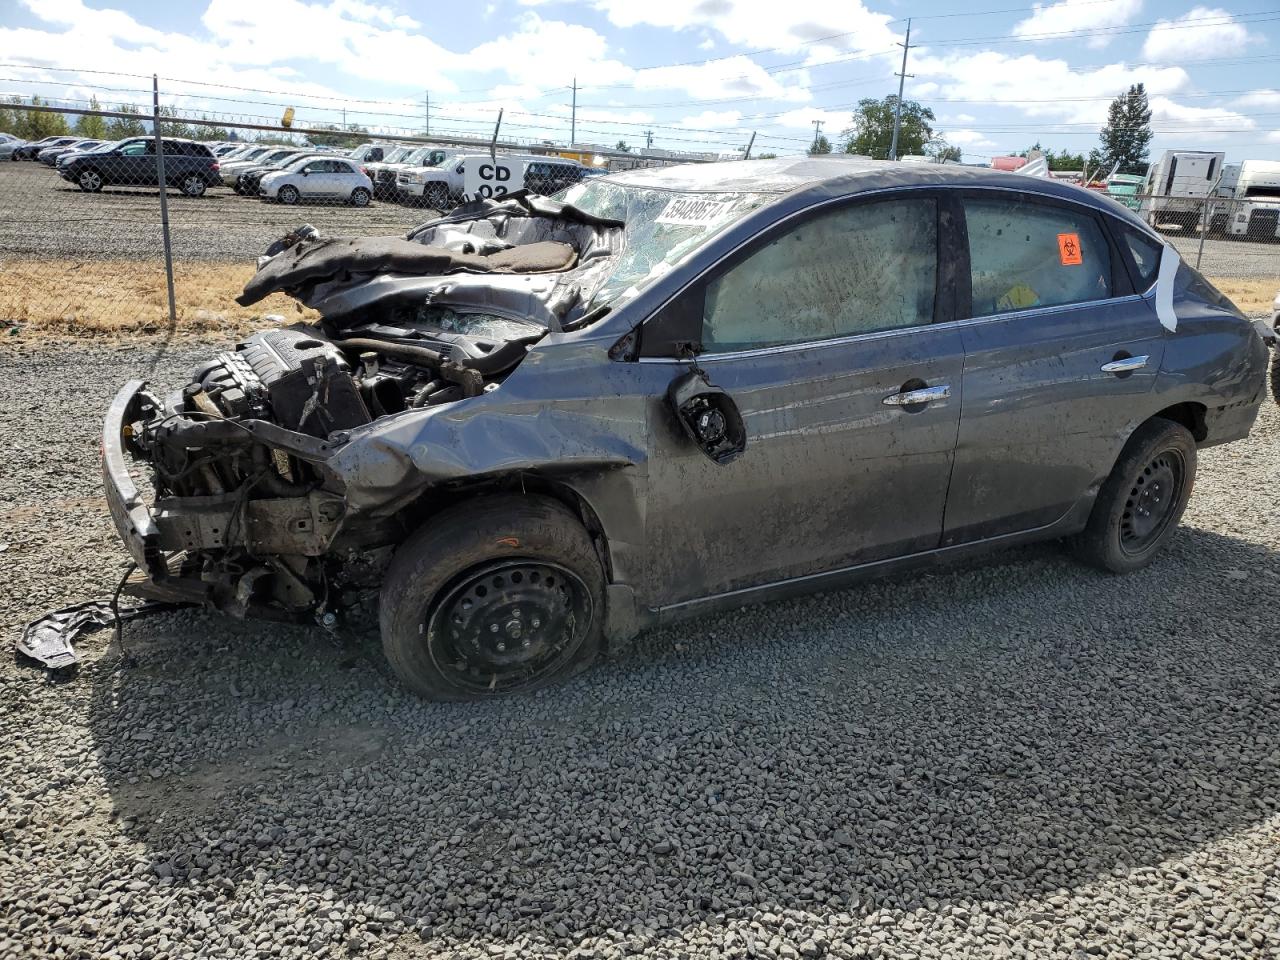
<box><xmin>425</xmin><ymin>559</ymin><xmax>591</xmax><ymax>696</ymax></box>
<box><xmin>1071</xmin><ymin>418</ymin><xmax>1196</xmax><ymax>573</ymax></box>
<box><xmin>380</xmin><ymin>495</ymin><xmax>604</xmax><ymax>700</ymax></box>
<box><xmin>1118</xmin><ymin>450</ymin><xmax>1185</xmax><ymax>557</ymax></box>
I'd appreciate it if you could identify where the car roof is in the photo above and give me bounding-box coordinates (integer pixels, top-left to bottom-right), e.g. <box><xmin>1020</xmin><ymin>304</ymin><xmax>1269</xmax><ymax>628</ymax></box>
<box><xmin>605</xmin><ymin>155</ymin><xmax>1156</xmax><ymax>232</ymax></box>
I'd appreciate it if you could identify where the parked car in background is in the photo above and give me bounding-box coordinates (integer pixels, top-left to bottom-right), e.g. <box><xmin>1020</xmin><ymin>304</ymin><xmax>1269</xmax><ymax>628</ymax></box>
<box><xmin>59</xmin><ymin>137</ymin><xmax>221</xmax><ymax>196</ymax></box>
<box><xmin>366</xmin><ymin>144</ymin><xmax>449</xmax><ymax>200</ymax></box>
<box><xmin>39</xmin><ymin>139</ymin><xmax>105</xmax><ymax>165</ymax></box>
<box><xmin>222</xmin><ymin>147</ymin><xmax>302</xmax><ymax>188</ymax></box>
<box><xmin>212</xmin><ymin>143</ymin><xmax>245</xmax><ymax>157</ymax></box>
<box><xmin>98</xmin><ymin>157</ymin><xmax>1268</xmax><ymax>699</ymax></box>
<box><xmin>237</xmin><ymin>152</ymin><xmax>326</xmax><ymax>197</ymax></box>
<box><xmin>14</xmin><ymin>135</ymin><xmax>78</xmax><ymax>160</ymax></box>
<box><xmin>347</xmin><ymin>142</ymin><xmax>396</xmax><ymax>164</ymax></box>
<box><xmin>0</xmin><ymin>133</ymin><xmax>28</xmax><ymax>160</ymax></box>
<box><xmin>259</xmin><ymin>155</ymin><xmax>373</xmax><ymax>205</ymax></box>
<box><xmin>230</xmin><ymin>149</ymin><xmax>309</xmax><ymax>192</ymax></box>
<box><xmin>395</xmin><ymin>153</ymin><xmax>586</xmax><ymax>209</ymax></box>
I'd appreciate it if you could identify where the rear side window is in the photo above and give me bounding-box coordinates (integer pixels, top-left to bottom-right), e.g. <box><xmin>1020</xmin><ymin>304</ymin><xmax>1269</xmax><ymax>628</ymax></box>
<box><xmin>964</xmin><ymin>197</ymin><xmax>1111</xmax><ymax>318</ymax></box>
<box><xmin>702</xmin><ymin>196</ymin><xmax>938</xmax><ymax>351</ymax></box>
<box><xmin>1117</xmin><ymin>223</ymin><xmax>1162</xmax><ymax>290</ymax></box>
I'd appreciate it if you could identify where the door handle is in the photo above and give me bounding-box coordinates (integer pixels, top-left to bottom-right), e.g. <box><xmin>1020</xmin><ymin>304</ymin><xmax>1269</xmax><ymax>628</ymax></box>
<box><xmin>1100</xmin><ymin>355</ymin><xmax>1148</xmax><ymax>374</ymax></box>
<box><xmin>882</xmin><ymin>384</ymin><xmax>951</xmax><ymax>407</ymax></box>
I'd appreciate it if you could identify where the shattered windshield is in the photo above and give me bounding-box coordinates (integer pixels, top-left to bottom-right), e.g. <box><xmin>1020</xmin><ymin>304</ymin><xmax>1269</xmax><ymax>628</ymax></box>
<box><xmin>557</xmin><ymin>180</ymin><xmax>770</xmax><ymax>308</ymax></box>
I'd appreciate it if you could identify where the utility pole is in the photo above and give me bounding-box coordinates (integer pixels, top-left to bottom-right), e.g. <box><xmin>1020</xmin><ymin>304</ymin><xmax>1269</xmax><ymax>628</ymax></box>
<box><xmin>151</xmin><ymin>74</ymin><xmax>176</xmax><ymax>330</ymax></box>
<box><xmin>424</xmin><ymin>90</ymin><xmax>429</xmax><ymax>136</ymax></box>
<box><xmin>342</xmin><ymin>106</ymin><xmax>347</xmax><ymax>131</ymax></box>
<box><xmin>644</xmin><ymin>129</ymin><xmax>653</xmax><ymax>150</ymax></box>
<box><xmin>811</xmin><ymin>119</ymin><xmax>823</xmax><ymax>153</ymax></box>
<box><xmin>889</xmin><ymin>18</ymin><xmax>913</xmax><ymax>161</ymax></box>
<box><xmin>570</xmin><ymin>77</ymin><xmax>577</xmax><ymax>148</ymax></box>
<box><xmin>743</xmin><ymin>130</ymin><xmax>756</xmax><ymax>160</ymax></box>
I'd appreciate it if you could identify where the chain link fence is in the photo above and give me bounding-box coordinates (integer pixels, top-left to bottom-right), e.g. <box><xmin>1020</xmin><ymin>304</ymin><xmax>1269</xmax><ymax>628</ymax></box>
<box><xmin>3</xmin><ymin>100</ymin><xmax>1280</xmax><ymax>339</ymax></box>
<box><xmin>0</xmin><ymin>103</ymin><xmax>660</xmax><ymax>339</ymax></box>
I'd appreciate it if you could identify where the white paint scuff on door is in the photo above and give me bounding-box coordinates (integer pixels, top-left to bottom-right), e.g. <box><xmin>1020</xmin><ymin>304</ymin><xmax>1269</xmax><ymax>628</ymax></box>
<box><xmin>1155</xmin><ymin>245</ymin><xmax>1181</xmax><ymax>332</ymax></box>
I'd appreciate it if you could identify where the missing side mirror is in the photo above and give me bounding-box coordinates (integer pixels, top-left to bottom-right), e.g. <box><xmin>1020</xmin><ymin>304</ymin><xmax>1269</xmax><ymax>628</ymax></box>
<box><xmin>666</xmin><ymin>369</ymin><xmax>746</xmax><ymax>465</ymax></box>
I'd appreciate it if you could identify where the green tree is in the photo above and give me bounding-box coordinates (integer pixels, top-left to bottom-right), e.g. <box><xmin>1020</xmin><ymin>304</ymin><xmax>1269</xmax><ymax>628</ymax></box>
<box><xmin>614</xmin><ymin>139</ymin><xmax>630</xmax><ymax>152</ymax></box>
<box><xmin>1093</xmin><ymin>84</ymin><xmax>1152</xmax><ymax>176</ymax></box>
<box><xmin>156</xmin><ymin>104</ymin><xmax>195</xmax><ymax>139</ymax></box>
<box><xmin>106</xmin><ymin>104</ymin><xmax>146</xmax><ymax>139</ymax></box>
<box><xmin>757</xmin><ymin>151</ymin><xmax>778</xmax><ymax>159</ymax></box>
<box><xmin>929</xmin><ymin>143</ymin><xmax>962</xmax><ymax>162</ymax></box>
<box><xmin>74</xmin><ymin>95</ymin><xmax>108</xmax><ymax>139</ymax></box>
<box><xmin>1018</xmin><ymin>142</ymin><xmax>1087</xmax><ymax>172</ymax></box>
<box><xmin>306</xmin><ymin>123</ymin><xmax>369</xmax><ymax>148</ymax></box>
<box><xmin>192</xmin><ymin>115</ymin><xmax>229</xmax><ymax>141</ymax></box>
<box><xmin>842</xmin><ymin>95</ymin><xmax>936</xmax><ymax>159</ymax></box>
<box><xmin>12</xmin><ymin>96</ymin><xmax>70</xmax><ymax>140</ymax></box>
<box><xmin>809</xmin><ymin>133</ymin><xmax>832</xmax><ymax>155</ymax></box>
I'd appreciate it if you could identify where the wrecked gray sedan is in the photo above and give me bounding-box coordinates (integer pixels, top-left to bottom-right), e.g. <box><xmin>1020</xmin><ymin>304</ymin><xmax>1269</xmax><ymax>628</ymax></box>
<box><xmin>102</xmin><ymin>158</ymin><xmax>1269</xmax><ymax>699</ymax></box>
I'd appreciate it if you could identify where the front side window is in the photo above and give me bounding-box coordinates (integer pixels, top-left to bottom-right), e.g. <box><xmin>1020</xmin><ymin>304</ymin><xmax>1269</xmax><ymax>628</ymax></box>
<box><xmin>702</xmin><ymin>197</ymin><xmax>938</xmax><ymax>351</ymax></box>
<box><xmin>119</xmin><ymin>141</ymin><xmax>147</xmax><ymax>156</ymax></box>
<box><xmin>965</xmin><ymin>196</ymin><xmax>1112</xmax><ymax>318</ymax></box>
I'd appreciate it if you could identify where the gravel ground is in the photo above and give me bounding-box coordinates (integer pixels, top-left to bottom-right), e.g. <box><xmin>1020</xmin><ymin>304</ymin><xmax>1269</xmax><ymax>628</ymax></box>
<box><xmin>0</xmin><ymin>161</ymin><xmax>433</xmax><ymax>261</ymax></box>
<box><xmin>2</xmin><ymin>343</ymin><xmax>1280</xmax><ymax>960</ymax></box>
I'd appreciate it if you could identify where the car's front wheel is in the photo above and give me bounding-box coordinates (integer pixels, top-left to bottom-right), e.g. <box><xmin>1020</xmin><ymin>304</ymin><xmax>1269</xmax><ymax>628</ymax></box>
<box><xmin>77</xmin><ymin>168</ymin><xmax>103</xmax><ymax>192</ymax></box>
<box><xmin>278</xmin><ymin>184</ymin><xmax>300</xmax><ymax>205</ymax></box>
<box><xmin>1071</xmin><ymin>418</ymin><xmax>1197</xmax><ymax>573</ymax></box>
<box><xmin>379</xmin><ymin>496</ymin><xmax>604</xmax><ymax>701</ymax></box>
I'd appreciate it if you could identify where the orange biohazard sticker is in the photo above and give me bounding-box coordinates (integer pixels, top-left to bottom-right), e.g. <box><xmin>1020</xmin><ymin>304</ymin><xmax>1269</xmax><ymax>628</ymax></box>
<box><xmin>1057</xmin><ymin>232</ymin><xmax>1083</xmax><ymax>266</ymax></box>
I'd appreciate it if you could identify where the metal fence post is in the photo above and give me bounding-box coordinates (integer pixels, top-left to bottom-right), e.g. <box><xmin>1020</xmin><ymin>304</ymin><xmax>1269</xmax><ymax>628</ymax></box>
<box><xmin>152</xmin><ymin>74</ymin><xmax>177</xmax><ymax>329</ymax></box>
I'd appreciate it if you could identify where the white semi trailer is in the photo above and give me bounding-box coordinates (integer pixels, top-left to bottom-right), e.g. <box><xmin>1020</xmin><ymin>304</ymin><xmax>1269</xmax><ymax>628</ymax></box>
<box><xmin>1209</xmin><ymin>159</ymin><xmax>1280</xmax><ymax>239</ymax></box>
<box><xmin>1139</xmin><ymin>150</ymin><xmax>1226</xmax><ymax>230</ymax></box>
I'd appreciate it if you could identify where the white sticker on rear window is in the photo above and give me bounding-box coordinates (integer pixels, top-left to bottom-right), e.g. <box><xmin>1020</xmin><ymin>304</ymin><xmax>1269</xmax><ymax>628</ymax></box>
<box><xmin>655</xmin><ymin>196</ymin><xmax>731</xmax><ymax>226</ymax></box>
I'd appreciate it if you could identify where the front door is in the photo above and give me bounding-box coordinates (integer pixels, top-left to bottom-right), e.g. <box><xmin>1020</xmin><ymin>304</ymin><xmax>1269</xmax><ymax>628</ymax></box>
<box><xmin>945</xmin><ymin>191</ymin><xmax>1166</xmax><ymax>544</ymax></box>
<box><xmin>642</xmin><ymin>193</ymin><xmax>965</xmax><ymax>605</ymax></box>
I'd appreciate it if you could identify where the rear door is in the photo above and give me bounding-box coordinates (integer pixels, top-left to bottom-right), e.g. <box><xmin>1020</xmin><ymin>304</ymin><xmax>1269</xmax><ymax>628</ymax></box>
<box><xmin>944</xmin><ymin>190</ymin><xmax>1165</xmax><ymax>545</ymax></box>
<box><xmin>642</xmin><ymin>191</ymin><xmax>965</xmax><ymax>604</ymax></box>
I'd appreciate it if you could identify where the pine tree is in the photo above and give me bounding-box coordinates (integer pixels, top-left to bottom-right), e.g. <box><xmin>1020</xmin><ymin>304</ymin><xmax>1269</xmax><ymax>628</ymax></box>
<box><xmin>74</xmin><ymin>96</ymin><xmax>108</xmax><ymax>139</ymax></box>
<box><xmin>1095</xmin><ymin>84</ymin><xmax>1152</xmax><ymax>176</ymax></box>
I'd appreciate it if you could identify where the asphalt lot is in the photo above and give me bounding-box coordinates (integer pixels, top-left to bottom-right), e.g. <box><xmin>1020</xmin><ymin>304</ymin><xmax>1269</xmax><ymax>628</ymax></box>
<box><xmin>1</xmin><ymin>342</ymin><xmax>1278</xmax><ymax>959</ymax></box>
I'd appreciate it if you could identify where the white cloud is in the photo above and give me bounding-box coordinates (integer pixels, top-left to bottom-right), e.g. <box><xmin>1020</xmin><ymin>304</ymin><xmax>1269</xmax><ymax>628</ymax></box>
<box><xmin>633</xmin><ymin>56</ymin><xmax>810</xmax><ymax>102</ymax></box>
<box><xmin>769</xmin><ymin>107</ymin><xmax>853</xmax><ymax>132</ymax></box>
<box><xmin>1237</xmin><ymin>89</ymin><xmax>1280</xmax><ymax>109</ymax></box>
<box><xmin>942</xmin><ymin>129</ymin><xmax>997</xmax><ymax>150</ymax></box>
<box><xmin>1012</xmin><ymin>0</ymin><xmax>1143</xmax><ymax>49</ymax></box>
<box><xmin>1141</xmin><ymin>6</ymin><xmax>1255</xmax><ymax>63</ymax></box>
<box><xmin>466</xmin><ymin>13</ymin><xmax>632</xmax><ymax>88</ymax></box>
<box><xmin>1148</xmin><ymin>95</ymin><xmax>1253</xmax><ymax>141</ymax></box>
<box><xmin>588</xmin><ymin>0</ymin><xmax>900</xmax><ymax>60</ymax></box>
<box><xmin>677</xmin><ymin>110</ymin><xmax>744</xmax><ymax>129</ymax></box>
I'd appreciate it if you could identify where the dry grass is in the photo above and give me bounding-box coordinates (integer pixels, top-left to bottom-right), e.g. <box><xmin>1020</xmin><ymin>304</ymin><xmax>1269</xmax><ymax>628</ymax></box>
<box><xmin>0</xmin><ymin>258</ymin><xmax>315</xmax><ymax>342</ymax></box>
<box><xmin>0</xmin><ymin>259</ymin><xmax>1274</xmax><ymax>345</ymax></box>
<box><xmin>1206</xmin><ymin>277</ymin><xmax>1277</xmax><ymax>317</ymax></box>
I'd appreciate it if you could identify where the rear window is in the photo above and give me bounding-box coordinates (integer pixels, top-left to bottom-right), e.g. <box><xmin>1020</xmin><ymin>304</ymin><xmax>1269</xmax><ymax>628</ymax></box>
<box><xmin>1117</xmin><ymin>223</ymin><xmax>1162</xmax><ymax>290</ymax></box>
<box><xmin>964</xmin><ymin>196</ymin><xmax>1112</xmax><ymax>318</ymax></box>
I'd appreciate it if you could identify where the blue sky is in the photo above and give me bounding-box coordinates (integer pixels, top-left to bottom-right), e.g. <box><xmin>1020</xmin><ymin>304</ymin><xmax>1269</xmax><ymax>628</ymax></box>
<box><xmin>2</xmin><ymin>0</ymin><xmax>1279</xmax><ymax>163</ymax></box>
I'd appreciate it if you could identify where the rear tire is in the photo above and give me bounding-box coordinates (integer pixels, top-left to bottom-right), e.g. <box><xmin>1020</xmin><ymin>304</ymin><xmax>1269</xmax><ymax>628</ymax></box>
<box><xmin>179</xmin><ymin>174</ymin><xmax>206</xmax><ymax>197</ymax></box>
<box><xmin>350</xmin><ymin>187</ymin><xmax>371</xmax><ymax>207</ymax></box>
<box><xmin>379</xmin><ymin>496</ymin><xmax>604</xmax><ymax>701</ymax></box>
<box><xmin>77</xmin><ymin>169</ymin><xmax>103</xmax><ymax>192</ymax></box>
<box><xmin>1070</xmin><ymin>418</ymin><xmax>1196</xmax><ymax>573</ymax></box>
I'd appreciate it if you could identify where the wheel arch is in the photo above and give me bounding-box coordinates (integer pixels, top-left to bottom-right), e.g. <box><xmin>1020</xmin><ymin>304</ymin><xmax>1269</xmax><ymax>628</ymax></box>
<box><xmin>1151</xmin><ymin>401</ymin><xmax>1208</xmax><ymax>443</ymax></box>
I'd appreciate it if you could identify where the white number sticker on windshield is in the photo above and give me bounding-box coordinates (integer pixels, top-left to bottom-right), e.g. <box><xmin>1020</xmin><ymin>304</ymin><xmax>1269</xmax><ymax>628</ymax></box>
<box><xmin>655</xmin><ymin>196</ymin><xmax>731</xmax><ymax>226</ymax></box>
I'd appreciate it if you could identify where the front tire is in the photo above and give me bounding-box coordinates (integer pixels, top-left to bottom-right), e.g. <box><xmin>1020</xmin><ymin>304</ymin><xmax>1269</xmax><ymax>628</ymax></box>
<box><xmin>278</xmin><ymin>184</ymin><xmax>300</xmax><ymax>205</ymax></box>
<box><xmin>349</xmin><ymin>187</ymin><xmax>371</xmax><ymax>207</ymax></box>
<box><xmin>379</xmin><ymin>496</ymin><xmax>604</xmax><ymax>701</ymax></box>
<box><xmin>1071</xmin><ymin>418</ymin><xmax>1196</xmax><ymax>573</ymax></box>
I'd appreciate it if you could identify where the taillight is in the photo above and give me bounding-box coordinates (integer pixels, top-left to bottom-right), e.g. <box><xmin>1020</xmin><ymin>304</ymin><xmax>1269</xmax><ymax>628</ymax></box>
<box><xmin>360</xmin><ymin>166</ymin><xmax>369</xmax><ymax>176</ymax></box>
<box><xmin>212</xmin><ymin>162</ymin><xmax>220</xmax><ymax>171</ymax></box>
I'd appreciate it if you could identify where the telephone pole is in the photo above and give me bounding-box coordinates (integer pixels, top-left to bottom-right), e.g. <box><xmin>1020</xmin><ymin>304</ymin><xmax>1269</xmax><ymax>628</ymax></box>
<box><xmin>644</xmin><ymin>129</ymin><xmax>653</xmax><ymax>149</ymax></box>
<box><xmin>423</xmin><ymin>90</ymin><xmax>430</xmax><ymax>136</ymax></box>
<box><xmin>570</xmin><ymin>77</ymin><xmax>577</xmax><ymax>147</ymax></box>
<box><xmin>811</xmin><ymin>119</ymin><xmax>824</xmax><ymax>153</ymax></box>
<box><xmin>889</xmin><ymin>18</ymin><xmax>913</xmax><ymax>161</ymax></box>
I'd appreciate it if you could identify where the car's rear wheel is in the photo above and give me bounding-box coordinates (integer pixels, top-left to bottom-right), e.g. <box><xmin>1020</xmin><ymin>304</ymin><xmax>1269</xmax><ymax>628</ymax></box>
<box><xmin>179</xmin><ymin>174</ymin><xmax>206</xmax><ymax>197</ymax></box>
<box><xmin>278</xmin><ymin>184</ymin><xmax>300</xmax><ymax>205</ymax></box>
<box><xmin>350</xmin><ymin>187</ymin><xmax>371</xmax><ymax>207</ymax></box>
<box><xmin>1071</xmin><ymin>418</ymin><xmax>1196</xmax><ymax>573</ymax></box>
<box><xmin>379</xmin><ymin>496</ymin><xmax>604</xmax><ymax>701</ymax></box>
<box><xmin>424</xmin><ymin>183</ymin><xmax>448</xmax><ymax>210</ymax></box>
<box><xmin>77</xmin><ymin>169</ymin><xmax>103</xmax><ymax>192</ymax></box>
